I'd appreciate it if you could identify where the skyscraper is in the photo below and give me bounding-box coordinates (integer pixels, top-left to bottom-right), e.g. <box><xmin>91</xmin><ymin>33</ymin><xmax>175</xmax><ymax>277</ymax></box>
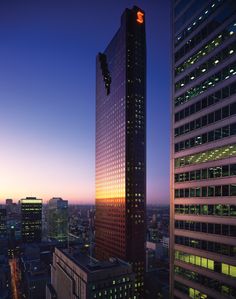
<box><xmin>95</xmin><ymin>6</ymin><xmax>146</xmax><ymax>296</ymax></box>
<box><xmin>171</xmin><ymin>1</ymin><xmax>236</xmax><ymax>298</ymax></box>
<box><xmin>47</xmin><ymin>197</ymin><xmax>68</xmax><ymax>242</ymax></box>
<box><xmin>0</xmin><ymin>207</ymin><xmax>7</xmax><ymax>239</ymax></box>
<box><xmin>21</xmin><ymin>197</ymin><xmax>42</xmax><ymax>243</ymax></box>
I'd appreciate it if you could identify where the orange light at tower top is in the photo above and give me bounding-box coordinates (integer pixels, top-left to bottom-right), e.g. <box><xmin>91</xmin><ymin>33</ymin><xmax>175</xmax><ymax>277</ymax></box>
<box><xmin>136</xmin><ymin>11</ymin><xmax>144</xmax><ymax>24</ymax></box>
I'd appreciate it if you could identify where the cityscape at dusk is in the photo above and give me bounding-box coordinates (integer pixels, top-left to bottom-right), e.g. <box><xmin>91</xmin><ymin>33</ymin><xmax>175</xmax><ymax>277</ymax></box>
<box><xmin>0</xmin><ymin>0</ymin><xmax>170</xmax><ymax>204</ymax></box>
<box><xmin>1</xmin><ymin>1</ymin><xmax>236</xmax><ymax>299</ymax></box>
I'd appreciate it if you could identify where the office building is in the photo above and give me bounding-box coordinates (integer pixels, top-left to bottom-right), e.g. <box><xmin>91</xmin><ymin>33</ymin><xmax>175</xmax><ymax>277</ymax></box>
<box><xmin>47</xmin><ymin>198</ymin><xmax>68</xmax><ymax>242</ymax></box>
<box><xmin>0</xmin><ymin>255</ymin><xmax>11</xmax><ymax>299</ymax></box>
<box><xmin>20</xmin><ymin>243</ymin><xmax>51</xmax><ymax>299</ymax></box>
<box><xmin>0</xmin><ymin>207</ymin><xmax>7</xmax><ymax>239</ymax></box>
<box><xmin>21</xmin><ymin>197</ymin><xmax>42</xmax><ymax>243</ymax></box>
<box><xmin>95</xmin><ymin>6</ymin><xmax>146</xmax><ymax>295</ymax></box>
<box><xmin>46</xmin><ymin>247</ymin><xmax>135</xmax><ymax>299</ymax></box>
<box><xmin>171</xmin><ymin>1</ymin><xmax>236</xmax><ymax>298</ymax></box>
<box><xmin>5</xmin><ymin>199</ymin><xmax>12</xmax><ymax>206</ymax></box>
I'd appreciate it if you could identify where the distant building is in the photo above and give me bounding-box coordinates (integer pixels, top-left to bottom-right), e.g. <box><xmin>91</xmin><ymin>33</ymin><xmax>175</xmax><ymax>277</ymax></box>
<box><xmin>20</xmin><ymin>244</ymin><xmax>50</xmax><ymax>299</ymax></box>
<box><xmin>47</xmin><ymin>198</ymin><xmax>68</xmax><ymax>242</ymax></box>
<box><xmin>46</xmin><ymin>247</ymin><xmax>135</xmax><ymax>299</ymax></box>
<box><xmin>0</xmin><ymin>255</ymin><xmax>11</xmax><ymax>299</ymax></box>
<box><xmin>95</xmin><ymin>6</ymin><xmax>146</xmax><ymax>296</ymax></box>
<box><xmin>0</xmin><ymin>207</ymin><xmax>7</xmax><ymax>239</ymax></box>
<box><xmin>21</xmin><ymin>197</ymin><xmax>42</xmax><ymax>243</ymax></box>
<box><xmin>5</xmin><ymin>199</ymin><xmax>12</xmax><ymax>206</ymax></box>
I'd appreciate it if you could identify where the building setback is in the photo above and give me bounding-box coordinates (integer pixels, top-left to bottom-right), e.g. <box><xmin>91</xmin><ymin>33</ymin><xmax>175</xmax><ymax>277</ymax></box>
<box><xmin>21</xmin><ymin>197</ymin><xmax>42</xmax><ymax>243</ymax></box>
<box><xmin>46</xmin><ymin>247</ymin><xmax>135</xmax><ymax>299</ymax></box>
<box><xmin>170</xmin><ymin>1</ymin><xmax>236</xmax><ymax>298</ymax></box>
<box><xmin>95</xmin><ymin>6</ymin><xmax>146</xmax><ymax>296</ymax></box>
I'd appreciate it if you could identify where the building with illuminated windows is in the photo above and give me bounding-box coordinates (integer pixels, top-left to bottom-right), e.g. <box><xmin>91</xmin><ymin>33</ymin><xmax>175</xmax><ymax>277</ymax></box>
<box><xmin>170</xmin><ymin>1</ymin><xmax>236</xmax><ymax>298</ymax></box>
<box><xmin>47</xmin><ymin>198</ymin><xmax>68</xmax><ymax>243</ymax></box>
<box><xmin>95</xmin><ymin>6</ymin><xmax>146</xmax><ymax>296</ymax></box>
<box><xmin>46</xmin><ymin>247</ymin><xmax>135</xmax><ymax>299</ymax></box>
<box><xmin>21</xmin><ymin>197</ymin><xmax>42</xmax><ymax>243</ymax></box>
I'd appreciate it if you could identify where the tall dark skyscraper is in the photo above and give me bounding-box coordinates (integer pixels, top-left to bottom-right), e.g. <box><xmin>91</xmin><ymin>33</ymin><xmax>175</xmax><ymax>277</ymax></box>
<box><xmin>21</xmin><ymin>197</ymin><xmax>42</xmax><ymax>243</ymax></box>
<box><xmin>95</xmin><ymin>6</ymin><xmax>146</xmax><ymax>296</ymax></box>
<box><xmin>171</xmin><ymin>1</ymin><xmax>236</xmax><ymax>298</ymax></box>
<box><xmin>0</xmin><ymin>207</ymin><xmax>7</xmax><ymax>239</ymax></box>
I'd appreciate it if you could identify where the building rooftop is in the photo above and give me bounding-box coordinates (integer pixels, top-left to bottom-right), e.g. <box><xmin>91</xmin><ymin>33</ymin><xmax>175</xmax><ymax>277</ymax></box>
<box><xmin>58</xmin><ymin>247</ymin><xmax>132</xmax><ymax>274</ymax></box>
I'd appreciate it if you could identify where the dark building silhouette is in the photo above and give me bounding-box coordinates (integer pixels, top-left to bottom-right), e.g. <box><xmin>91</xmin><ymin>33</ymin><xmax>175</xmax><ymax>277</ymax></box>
<box><xmin>171</xmin><ymin>1</ymin><xmax>236</xmax><ymax>298</ymax></box>
<box><xmin>21</xmin><ymin>197</ymin><xmax>42</xmax><ymax>243</ymax></box>
<box><xmin>95</xmin><ymin>6</ymin><xmax>146</xmax><ymax>297</ymax></box>
<box><xmin>0</xmin><ymin>207</ymin><xmax>7</xmax><ymax>239</ymax></box>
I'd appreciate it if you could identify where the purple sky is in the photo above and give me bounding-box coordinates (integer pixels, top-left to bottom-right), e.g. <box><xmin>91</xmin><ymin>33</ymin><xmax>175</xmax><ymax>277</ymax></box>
<box><xmin>0</xmin><ymin>0</ymin><xmax>171</xmax><ymax>205</ymax></box>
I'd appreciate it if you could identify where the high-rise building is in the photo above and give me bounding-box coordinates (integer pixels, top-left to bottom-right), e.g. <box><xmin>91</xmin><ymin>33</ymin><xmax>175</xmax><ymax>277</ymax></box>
<box><xmin>46</xmin><ymin>247</ymin><xmax>135</xmax><ymax>299</ymax></box>
<box><xmin>171</xmin><ymin>1</ymin><xmax>236</xmax><ymax>298</ymax></box>
<box><xmin>5</xmin><ymin>199</ymin><xmax>13</xmax><ymax>206</ymax></box>
<box><xmin>21</xmin><ymin>197</ymin><xmax>42</xmax><ymax>243</ymax></box>
<box><xmin>95</xmin><ymin>6</ymin><xmax>146</xmax><ymax>295</ymax></box>
<box><xmin>0</xmin><ymin>207</ymin><xmax>7</xmax><ymax>239</ymax></box>
<box><xmin>47</xmin><ymin>198</ymin><xmax>68</xmax><ymax>243</ymax></box>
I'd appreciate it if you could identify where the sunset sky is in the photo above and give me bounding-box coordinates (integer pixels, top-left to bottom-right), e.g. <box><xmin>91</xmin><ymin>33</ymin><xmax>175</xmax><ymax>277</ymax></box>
<box><xmin>0</xmin><ymin>0</ymin><xmax>170</xmax><ymax>205</ymax></box>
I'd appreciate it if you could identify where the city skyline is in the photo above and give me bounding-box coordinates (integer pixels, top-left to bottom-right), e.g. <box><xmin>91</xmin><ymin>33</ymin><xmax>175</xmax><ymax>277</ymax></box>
<box><xmin>0</xmin><ymin>0</ymin><xmax>170</xmax><ymax>205</ymax></box>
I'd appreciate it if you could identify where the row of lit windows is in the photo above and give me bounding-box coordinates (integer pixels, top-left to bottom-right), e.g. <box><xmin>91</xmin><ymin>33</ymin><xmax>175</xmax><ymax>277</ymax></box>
<box><xmin>175</xmin><ymin>123</ymin><xmax>236</xmax><ymax>153</ymax></box>
<box><xmin>175</xmin><ymin>250</ymin><xmax>236</xmax><ymax>277</ymax></box>
<box><xmin>175</xmin><ymin>20</ymin><xmax>236</xmax><ymax>76</ymax></box>
<box><xmin>91</xmin><ymin>277</ymin><xmax>131</xmax><ymax>291</ymax></box>
<box><xmin>175</xmin><ymin>235</ymin><xmax>236</xmax><ymax>257</ymax></box>
<box><xmin>175</xmin><ymin>250</ymin><xmax>214</xmax><ymax>270</ymax></box>
<box><xmin>93</xmin><ymin>286</ymin><xmax>133</xmax><ymax>298</ymax></box>
<box><xmin>175</xmin><ymin>144</ymin><xmax>236</xmax><ymax>168</ymax></box>
<box><xmin>175</xmin><ymin>101</ymin><xmax>236</xmax><ymax>137</ymax></box>
<box><xmin>175</xmin><ymin>184</ymin><xmax>236</xmax><ymax>198</ymax></box>
<box><xmin>175</xmin><ymin>265</ymin><xmax>236</xmax><ymax>298</ymax></box>
<box><xmin>175</xmin><ymin>1</ymin><xmax>236</xmax><ymax>62</ymax></box>
<box><xmin>175</xmin><ymin>81</ymin><xmax>236</xmax><ymax>123</ymax></box>
<box><xmin>175</xmin><ymin>163</ymin><xmax>236</xmax><ymax>182</ymax></box>
<box><xmin>174</xmin><ymin>61</ymin><xmax>236</xmax><ymax>107</ymax></box>
<box><xmin>175</xmin><ymin>204</ymin><xmax>236</xmax><ymax>216</ymax></box>
<box><xmin>175</xmin><ymin>220</ymin><xmax>236</xmax><ymax>237</ymax></box>
<box><xmin>175</xmin><ymin>0</ymin><xmax>222</xmax><ymax>46</ymax></box>
<box><xmin>175</xmin><ymin>281</ymin><xmax>210</xmax><ymax>299</ymax></box>
<box><xmin>175</xmin><ymin>40</ymin><xmax>236</xmax><ymax>91</ymax></box>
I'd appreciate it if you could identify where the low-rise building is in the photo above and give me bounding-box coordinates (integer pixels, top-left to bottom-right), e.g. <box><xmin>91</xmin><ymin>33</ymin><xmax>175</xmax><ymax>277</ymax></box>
<box><xmin>47</xmin><ymin>247</ymin><xmax>135</xmax><ymax>299</ymax></box>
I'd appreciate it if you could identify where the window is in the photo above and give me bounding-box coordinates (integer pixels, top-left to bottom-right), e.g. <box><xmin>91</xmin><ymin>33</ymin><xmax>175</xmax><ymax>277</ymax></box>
<box><xmin>222</xmin><ymin>165</ymin><xmax>229</xmax><ymax>177</ymax></box>
<box><xmin>230</xmin><ymin>164</ymin><xmax>236</xmax><ymax>176</ymax></box>
<box><xmin>230</xmin><ymin>102</ymin><xmax>236</xmax><ymax>115</ymax></box>
<box><xmin>230</xmin><ymin>123</ymin><xmax>236</xmax><ymax>135</ymax></box>
<box><xmin>222</xmin><ymin>185</ymin><xmax>229</xmax><ymax>196</ymax></box>
<box><xmin>230</xmin><ymin>185</ymin><xmax>236</xmax><ymax>196</ymax></box>
<box><xmin>208</xmin><ymin>186</ymin><xmax>214</xmax><ymax>197</ymax></box>
<box><xmin>222</xmin><ymin>106</ymin><xmax>229</xmax><ymax>118</ymax></box>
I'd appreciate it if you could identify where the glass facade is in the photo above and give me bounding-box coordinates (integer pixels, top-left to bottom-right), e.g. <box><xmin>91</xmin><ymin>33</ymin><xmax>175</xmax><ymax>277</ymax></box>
<box><xmin>47</xmin><ymin>197</ymin><xmax>68</xmax><ymax>242</ymax></box>
<box><xmin>95</xmin><ymin>6</ymin><xmax>146</xmax><ymax>297</ymax></box>
<box><xmin>21</xmin><ymin>197</ymin><xmax>42</xmax><ymax>243</ymax></box>
<box><xmin>171</xmin><ymin>1</ymin><xmax>236</xmax><ymax>298</ymax></box>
